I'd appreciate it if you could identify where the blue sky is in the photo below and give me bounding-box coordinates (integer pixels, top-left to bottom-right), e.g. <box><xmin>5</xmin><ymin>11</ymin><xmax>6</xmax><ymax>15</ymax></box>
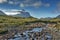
<box><xmin>0</xmin><ymin>0</ymin><xmax>60</xmax><ymax>18</ymax></box>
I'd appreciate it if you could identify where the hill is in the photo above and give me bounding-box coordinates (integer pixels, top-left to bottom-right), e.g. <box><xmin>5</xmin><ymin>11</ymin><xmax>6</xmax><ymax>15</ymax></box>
<box><xmin>13</xmin><ymin>11</ymin><xmax>31</xmax><ymax>18</ymax></box>
<box><xmin>56</xmin><ymin>15</ymin><xmax>60</xmax><ymax>18</ymax></box>
<box><xmin>5</xmin><ymin>9</ymin><xmax>31</xmax><ymax>18</ymax></box>
<box><xmin>0</xmin><ymin>10</ymin><xmax>6</xmax><ymax>15</ymax></box>
<box><xmin>0</xmin><ymin>15</ymin><xmax>37</xmax><ymax>33</ymax></box>
<box><xmin>0</xmin><ymin>15</ymin><xmax>37</xmax><ymax>28</ymax></box>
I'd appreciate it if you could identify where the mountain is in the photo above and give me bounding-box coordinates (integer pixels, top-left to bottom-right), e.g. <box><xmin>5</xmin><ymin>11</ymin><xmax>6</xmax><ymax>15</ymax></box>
<box><xmin>40</xmin><ymin>17</ymin><xmax>52</xmax><ymax>20</ymax></box>
<box><xmin>13</xmin><ymin>11</ymin><xmax>31</xmax><ymax>18</ymax></box>
<box><xmin>56</xmin><ymin>15</ymin><xmax>60</xmax><ymax>18</ymax></box>
<box><xmin>0</xmin><ymin>10</ymin><xmax>6</xmax><ymax>15</ymax></box>
<box><xmin>10</xmin><ymin>9</ymin><xmax>31</xmax><ymax>18</ymax></box>
<box><xmin>0</xmin><ymin>10</ymin><xmax>31</xmax><ymax>18</ymax></box>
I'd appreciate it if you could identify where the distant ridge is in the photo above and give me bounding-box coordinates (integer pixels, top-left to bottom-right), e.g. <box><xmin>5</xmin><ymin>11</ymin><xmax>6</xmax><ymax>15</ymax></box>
<box><xmin>0</xmin><ymin>9</ymin><xmax>31</xmax><ymax>18</ymax></box>
<box><xmin>8</xmin><ymin>9</ymin><xmax>31</xmax><ymax>18</ymax></box>
<box><xmin>0</xmin><ymin>10</ymin><xmax>6</xmax><ymax>15</ymax></box>
<box><xmin>56</xmin><ymin>15</ymin><xmax>60</xmax><ymax>18</ymax></box>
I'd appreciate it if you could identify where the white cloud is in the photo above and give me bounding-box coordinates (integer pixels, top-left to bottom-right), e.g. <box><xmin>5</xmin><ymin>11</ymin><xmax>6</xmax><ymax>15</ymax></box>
<box><xmin>0</xmin><ymin>0</ymin><xmax>50</xmax><ymax>8</ymax></box>
<box><xmin>0</xmin><ymin>0</ymin><xmax>7</xmax><ymax>3</ymax></box>
<box><xmin>23</xmin><ymin>0</ymin><xmax>31</xmax><ymax>3</ymax></box>
<box><xmin>57</xmin><ymin>3</ymin><xmax>60</xmax><ymax>10</ymax></box>
<box><xmin>19</xmin><ymin>1</ymin><xmax>50</xmax><ymax>8</ymax></box>
<box><xmin>32</xmin><ymin>2</ymin><xmax>42</xmax><ymax>8</ymax></box>
<box><xmin>9</xmin><ymin>1</ymin><xmax>14</xmax><ymax>4</ymax></box>
<box><xmin>4</xmin><ymin>0</ymin><xmax>50</xmax><ymax>8</ymax></box>
<box><xmin>44</xmin><ymin>3</ymin><xmax>50</xmax><ymax>7</ymax></box>
<box><xmin>3</xmin><ymin>9</ymin><xmax>21</xmax><ymax>15</ymax></box>
<box><xmin>8</xmin><ymin>1</ymin><xmax>20</xmax><ymax>5</ymax></box>
<box><xmin>20</xmin><ymin>1</ymin><xmax>42</xmax><ymax>8</ymax></box>
<box><xmin>20</xmin><ymin>3</ymin><xmax>25</xmax><ymax>7</ymax></box>
<box><xmin>55</xmin><ymin>2</ymin><xmax>60</xmax><ymax>13</ymax></box>
<box><xmin>52</xmin><ymin>2</ymin><xmax>60</xmax><ymax>14</ymax></box>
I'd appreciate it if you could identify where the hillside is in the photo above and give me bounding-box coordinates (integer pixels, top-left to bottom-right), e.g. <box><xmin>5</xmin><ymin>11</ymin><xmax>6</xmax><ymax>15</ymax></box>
<box><xmin>5</xmin><ymin>9</ymin><xmax>31</xmax><ymax>18</ymax></box>
<box><xmin>0</xmin><ymin>10</ymin><xmax>6</xmax><ymax>15</ymax></box>
<box><xmin>0</xmin><ymin>15</ymin><xmax>37</xmax><ymax>33</ymax></box>
<box><xmin>13</xmin><ymin>11</ymin><xmax>31</xmax><ymax>18</ymax></box>
<box><xmin>0</xmin><ymin>15</ymin><xmax>60</xmax><ymax>35</ymax></box>
<box><xmin>56</xmin><ymin>15</ymin><xmax>60</xmax><ymax>18</ymax></box>
<box><xmin>0</xmin><ymin>15</ymin><xmax>37</xmax><ymax>28</ymax></box>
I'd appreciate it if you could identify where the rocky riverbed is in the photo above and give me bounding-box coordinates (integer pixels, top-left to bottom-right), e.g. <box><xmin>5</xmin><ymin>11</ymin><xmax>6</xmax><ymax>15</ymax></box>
<box><xmin>0</xmin><ymin>23</ymin><xmax>60</xmax><ymax>40</ymax></box>
<box><xmin>7</xmin><ymin>27</ymin><xmax>52</xmax><ymax>40</ymax></box>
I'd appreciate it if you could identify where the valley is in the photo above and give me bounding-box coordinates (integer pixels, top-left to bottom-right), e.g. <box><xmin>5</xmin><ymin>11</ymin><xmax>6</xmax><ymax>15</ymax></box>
<box><xmin>0</xmin><ymin>15</ymin><xmax>60</xmax><ymax>40</ymax></box>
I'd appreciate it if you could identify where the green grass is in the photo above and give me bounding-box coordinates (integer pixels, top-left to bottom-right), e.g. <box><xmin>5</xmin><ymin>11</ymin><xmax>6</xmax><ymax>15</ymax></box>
<box><xmin>0</xmin><ymin>15</ymin><xmax>60</xmax><ymax>34</ymax></box>
<box><xmin>0</xmin><ymin>15</ymin><xmax>38</xmax><ymax>34</ymax></box>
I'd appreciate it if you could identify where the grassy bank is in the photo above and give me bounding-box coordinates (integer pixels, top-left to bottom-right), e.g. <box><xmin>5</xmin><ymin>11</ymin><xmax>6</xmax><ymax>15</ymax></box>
<box><xmin>0</xmin><ymin>15</ymin><xmax>60</xmax><ymax>34</ymax></box>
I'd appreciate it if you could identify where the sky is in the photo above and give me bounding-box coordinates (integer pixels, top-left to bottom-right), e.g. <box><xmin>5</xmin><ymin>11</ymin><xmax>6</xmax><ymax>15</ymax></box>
<box><xmin>0</xmin><ymin>0</ymin><xmax>60</xmax><ymax>18</ymax></box>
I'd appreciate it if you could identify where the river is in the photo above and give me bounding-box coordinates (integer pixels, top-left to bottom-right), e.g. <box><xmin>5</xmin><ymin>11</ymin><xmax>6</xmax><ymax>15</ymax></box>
<box><xmin>8</xmin><ymin>27</ymin><xmax>52</xmax><ymax>40</ymax></box>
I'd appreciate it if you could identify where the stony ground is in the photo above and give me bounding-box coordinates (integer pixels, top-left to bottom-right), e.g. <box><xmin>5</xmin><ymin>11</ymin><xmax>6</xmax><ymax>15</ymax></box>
<box><xmin>0</xmin><ymin>23</ymin><xmax>60</xmax><ymax>40</ymax></box>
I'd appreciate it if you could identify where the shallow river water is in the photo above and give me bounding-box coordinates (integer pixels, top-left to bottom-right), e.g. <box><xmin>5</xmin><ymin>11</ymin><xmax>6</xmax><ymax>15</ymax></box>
<box><xmin>8</xmin><ymin>28</ymin><xmax>52</xmax><ymax>40</ymax></box>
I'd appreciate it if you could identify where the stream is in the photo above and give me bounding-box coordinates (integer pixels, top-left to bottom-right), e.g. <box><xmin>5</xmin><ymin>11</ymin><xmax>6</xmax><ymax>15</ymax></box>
<box><xmin>8</xmin><ymin>27</ymin><xmax>52</xmax><ymax>40</ymax></box>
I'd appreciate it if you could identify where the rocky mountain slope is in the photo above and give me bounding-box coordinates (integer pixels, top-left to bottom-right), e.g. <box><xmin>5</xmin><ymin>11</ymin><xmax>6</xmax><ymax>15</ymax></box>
<box><xmin>0</xmin><ymin>10</ymin><xmax>6</xmax><ymax>15</ymax></box>
<box><xmin>56</xmin><ymin>15</ymin><xmax>60</xmax><ymax>18</ymax></box>
<box><xmin>12</xmin><ymin>10</ymin><xmax>31</xmax><ymax>18</ymax></box>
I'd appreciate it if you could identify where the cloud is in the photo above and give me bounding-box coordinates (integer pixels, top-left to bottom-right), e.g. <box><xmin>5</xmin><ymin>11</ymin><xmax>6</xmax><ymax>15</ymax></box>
<box><xmin>52</xmin><ymin>2</ymin><xmax>60</xmax><ymax>14</ymax></box>
<box><xmin>20</xmin><ymin>3</ymin><xmax>25</xmax><ymax>7</ymax></box>
<box><xmin>3</xmin><ymin>9</ymin><xmax>21</xmax><ymax>15</ymax></box>
<box><xmin>20</xmin><ymin>2</ymin><xmax>42</xmax><ymax>8</ymax></box>
<box><xmin>44</xmin><ymin>3</ymin><xmax>50</xmax><ymax>7</ymax></box>
<box><xmin>4</xmin><ymin>0</ymin><xmax>50</xmax><ymax>8</ymax></box>
<box><xmin>8</xmin><ymin>0</ymin><xmax>20</xmax><ymax>5</ymax></box>
<box><xmin>32</xmin><ymin>2</ymin><xmax>42</xmax><ymax>8</ymax></box>
<box><xmin>19</xmin><ymin>0</ymin><xmax>50</xmax><ymax>8</ymax></box>
<box><xmin>57</xmin><ymin>2</ymin><xmax>60</xmax><ymax>11</ymax></box>
<box><xmin>0</xmin><ymin>0</ymin><xmax>7</xmax><ymax>3</ymax></box>
<box><xmin>23</xmin><ymin>0</ymin><xmax>31</xmax><ymax>3</ymax></box>
<box><xmin>8</xmin><ymin>1</ymin><xmax>14</xmax><ymax>4</ymax></box>
<box><xmin>20</xmin><ymin>1</ymin><xmax>50</xmax><ymax>8</ymax></box>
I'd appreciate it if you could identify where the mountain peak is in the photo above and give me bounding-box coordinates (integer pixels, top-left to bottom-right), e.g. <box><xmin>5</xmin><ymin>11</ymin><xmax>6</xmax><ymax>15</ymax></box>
<box><xmin>0</xmin><ymin>10</ymin><xmax>31</xmax><ymax>18</ymax></box>
<box><xmin>20</xmin><ymin>9</ymin><xmax>25</xmax><ymax>12</ymax></box>
<box><xmin>13</xmin><ymin>10</ymin><xmax>31</xmax><ymax>18</ymax></box>
<box><xmin>0</xmin><ymin>10</ymin><xmax>6</xmax><ymax>15</ymax></box>
<box><xmin>56</xmin><ymin>15</ymin><xmax>60</xmax><ymax>18</ymax></box>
